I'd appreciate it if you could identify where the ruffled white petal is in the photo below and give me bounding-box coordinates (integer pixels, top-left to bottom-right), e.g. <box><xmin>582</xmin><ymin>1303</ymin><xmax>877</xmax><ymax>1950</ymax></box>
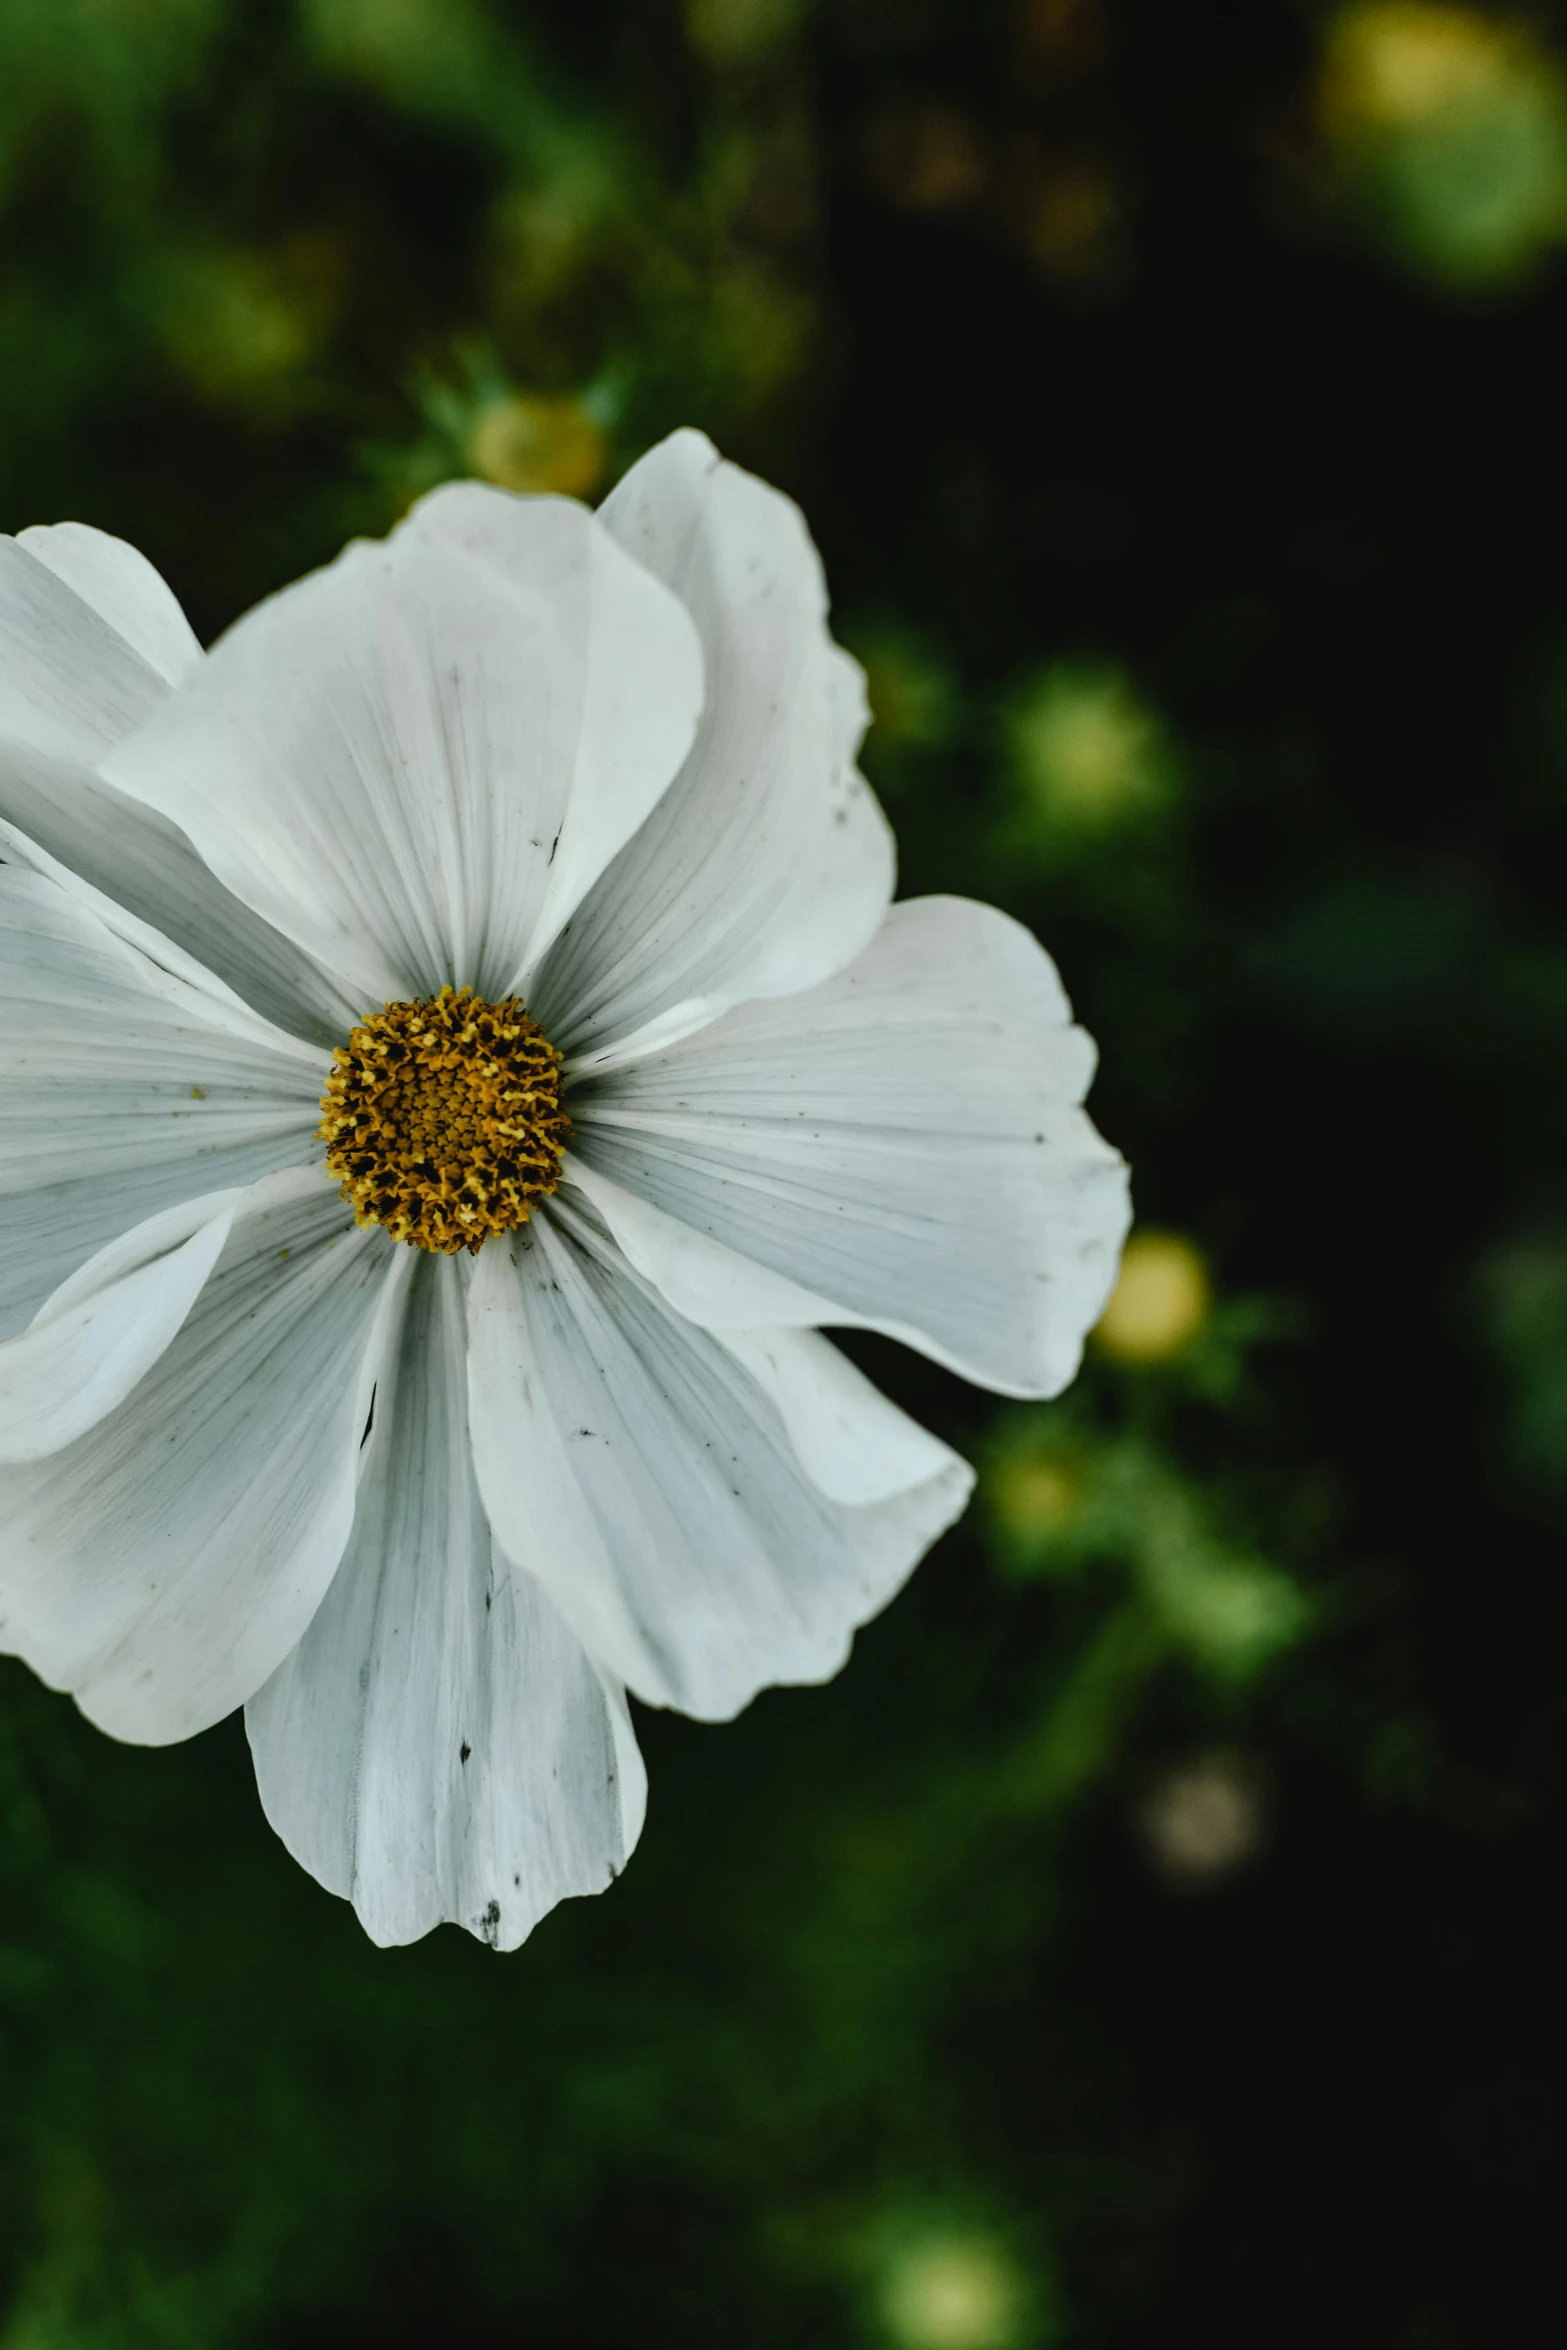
<box><xmin>0</xmin><ymin>530</ymin><xmax>360</xmax><ymax>1042</ymax></box>
<box><xmin>713</xmin><ymin>1324</ymin><xmax>964</xmax><ymax>1507</ymax></box>
<box><xmin>0</xmin><ymin>1192</ymin><xmax>238</xmax><ymax>1462</ymax></box>
<box><xmin>101</xmin><ymin>488</ymin><xmax>704</xmax><ymax>1009</ymax></box>
<box><xmin>568</xmin><ymin>895</ymin><xmax>1132</xmax><ymax>1398</ymax></box>
<box><xmin>466</xmin><ymin>1199</ymin><xmax>972</xmax><ymax>1721</ymax></box>
<box><xmin>0</xmin><ymin>1167</ymin><xmax>404</xmax><ymax>1745</ymax></box>
<box><xmin>247</xmin><ymin>1251</ymin><xmax>645</xmax><ymax>1951</ymax></box>
<box><xmin>531</xmin><ymin>430</ymin><xmax>894</xmax><ymax>1064</ymax></box>
<box><xmin>16</xmin><ymin>523</ymin><xmax>203</xmax><ymax>688</ymax></box>
<box><xmin>0</xmin><ymin>867</ymin><xmax>327</xmax><ymax>1338</ymax></box>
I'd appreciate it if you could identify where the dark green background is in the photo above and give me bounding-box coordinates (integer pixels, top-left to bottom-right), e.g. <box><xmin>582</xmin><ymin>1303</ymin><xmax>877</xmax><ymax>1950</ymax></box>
<box><xmin>1</xmin><ymin>4</ymin><xmax>1561</xmax><ymax>2343</ymax></box>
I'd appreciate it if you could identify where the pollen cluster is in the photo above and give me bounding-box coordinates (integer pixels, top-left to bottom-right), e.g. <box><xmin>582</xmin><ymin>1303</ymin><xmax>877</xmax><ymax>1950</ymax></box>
<box><xmin>319</xmin><ymin>987</ymin><xmax>569</xmax><ymax>1254</ymax></box>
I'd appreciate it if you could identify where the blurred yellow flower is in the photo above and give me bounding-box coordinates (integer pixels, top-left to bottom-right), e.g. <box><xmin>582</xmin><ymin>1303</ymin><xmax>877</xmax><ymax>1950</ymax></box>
<box><xmin>1093</xmin><ymin>1232</ymin><xmax>1209</xmax><ymax>1363</ymax></box>
<box><xmin>1324</xmin><ymin>1</ymin><xmax>1528</xmax><ymax>131</ymax></box>
<box><xmin>1316</xmin><ymin>3</ymin><xmax>1567</xmax><ymax>286</ymax></box>
<box><xmin>468</xmin><ymin>393</ymin><xmax>608</xmax><ymax>499</ymax></box>
<box><xmin>879</xmin><ymin>2231</ymin><xmax>1026</xmax><ymax>2350</ymax></box>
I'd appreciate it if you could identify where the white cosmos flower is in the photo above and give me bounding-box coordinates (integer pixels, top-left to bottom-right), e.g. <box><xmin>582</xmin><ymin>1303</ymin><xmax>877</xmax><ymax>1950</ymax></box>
<box><xmin>0</xmin><ymin>430</ymin><xmax>1129</xmax><ymax>1949</ymax></box>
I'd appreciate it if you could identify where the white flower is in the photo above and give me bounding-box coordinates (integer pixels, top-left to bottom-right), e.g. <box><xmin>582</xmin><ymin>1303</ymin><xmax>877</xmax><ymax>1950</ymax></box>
<box><xmin>0</xmin><ymin>431</ymin><xmax>1129</xmax><ymax>1949</ymax></box>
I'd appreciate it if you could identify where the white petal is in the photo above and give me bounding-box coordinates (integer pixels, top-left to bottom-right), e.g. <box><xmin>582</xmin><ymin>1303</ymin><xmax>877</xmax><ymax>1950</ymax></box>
<box><xmin>17</xmin><ymin>523</ymin><xmax>203</xmax><ymax>687</ymax></box>
<box><xmin>0</xmin><ymin>867</ymin><xmax>328</xmax><ymax>1339</ymax></box>
<box><xmin>0</xmin><ymin>532</ymin><xmax>173</xmax><ymax>761</ymax></box>
<box><xmin>562</xmin><ymin>1151</ymin><xmax>842</xmax><ymax>1327</ymax></box>
<box><xmin>466</xmin><ymin>1199</ymin><xmax>972</xmax><ymax>1721</ymax></box>
<box><xmin>531</xmin><ymin>430</ymin><xmax>894</xmax><ymax>1061</ymax></box>
<box><xmin>102</xmin><ymin>488</ymin><xmax>704</xmax><ymax>1009</ymax></box>
<box><xmin>568</xmin><ymin>895</ymin><xmax>1132</xmax><ymax>1398</ymax></box>
<box><xmin>0</xmin><ymin>533</ymin><xmax>357</xmax><ymax>1043</ymax></box>
<box><xmin>715</xmin><ymin>1324</ymin><xmax>965</xmax><ymax>1507</ymax></box>
<box><xmin>0</xmin><ymin>1192</ymin><xmax>238</xmax><ymax>1462</ymax></box>
<box><xmin>247</xmin><ymin>1252</ymin><xmax>645</xmax><ymax>1951</ymax></box>
<box><xmin>411</xmin><ymin>482</ymin><xmax>705</xmax><ymax>992</ymax></box>
<box><xmin>0</xmin><ymin>756</ymin><xmax>365</xmax><ymax>1047</ymax></box>
<box><xmin>0</xmin><ymin>1167</ymin><xmax>404</xmax><ymax>1745</ymax></box>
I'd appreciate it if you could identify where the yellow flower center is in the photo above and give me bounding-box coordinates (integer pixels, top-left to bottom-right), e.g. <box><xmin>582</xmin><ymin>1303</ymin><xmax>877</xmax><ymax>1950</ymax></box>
<box><xmin>318</xmin><ymin>986</ymin><xmax>569</xmax><ymax>1254</ymax></box>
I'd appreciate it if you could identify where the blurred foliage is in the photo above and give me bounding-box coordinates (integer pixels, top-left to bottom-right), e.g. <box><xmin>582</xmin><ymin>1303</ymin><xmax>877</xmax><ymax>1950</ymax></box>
<box><xmin>0</xmin><ymin>2</ymin><xmax>1562</xmax><ymax>2346</ymax></box>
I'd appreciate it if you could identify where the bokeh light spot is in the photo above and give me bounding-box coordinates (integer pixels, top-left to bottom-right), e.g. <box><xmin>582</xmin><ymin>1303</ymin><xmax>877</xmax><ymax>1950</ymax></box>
<box><xmin>1140</xmin><ymin>1753</ymin><xmax>1266</xmax><ymax>1885</ymax></box>
<box><xmin>1316</xmin><ymin>3</ymin><xmax>1567</xmax><ymax>287</ymax></box>
<box><xmin>1007</xmin><ymin>661</ymin><xmax>1176</xmax><ymax>834</ymax></box>
<box><xmin>1093</xmin><ymin>1233</ymin><xmax>1210</xmax><ymax>1364</ymax></box>
<box><xmin>878</xmin><ymin>2231</ymin><xmax>1027</xmax><ymax>2350</ymax></box>
<box><xmin>854</xmin><ymin>627</ymin><xmax>959</xmax><ymax>751</ymax></box>
<box><xmin>990</xmin><ymin>1453</ymin><xmax>1081</xmax><ymax>1544</ymax></box>
<box><xmin>864</xmin><ymin>100</ymin><xmax>991</xmax><ymax>213</ymax></box>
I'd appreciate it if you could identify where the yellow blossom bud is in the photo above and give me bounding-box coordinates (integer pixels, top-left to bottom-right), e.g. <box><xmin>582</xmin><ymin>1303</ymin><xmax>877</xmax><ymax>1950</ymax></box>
<box><xmin>1093</xmin><ymin>1232</ymin><xmax>1210</xmax><ymax>1364</ymax></box>
<box><xmin>1316</xmin><ymin>4</ymin><xmax>1567</xmax><ymax>286</ymax></box>
<box><xmin>1323</xmin><ymin>2</ymin><xmax>1524</xmax><ymax>133</ymax></box>
<box><xmin>468</xmin><ymin>393</ymin><xmax>607</xmax><ymax>499</ymax></box>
